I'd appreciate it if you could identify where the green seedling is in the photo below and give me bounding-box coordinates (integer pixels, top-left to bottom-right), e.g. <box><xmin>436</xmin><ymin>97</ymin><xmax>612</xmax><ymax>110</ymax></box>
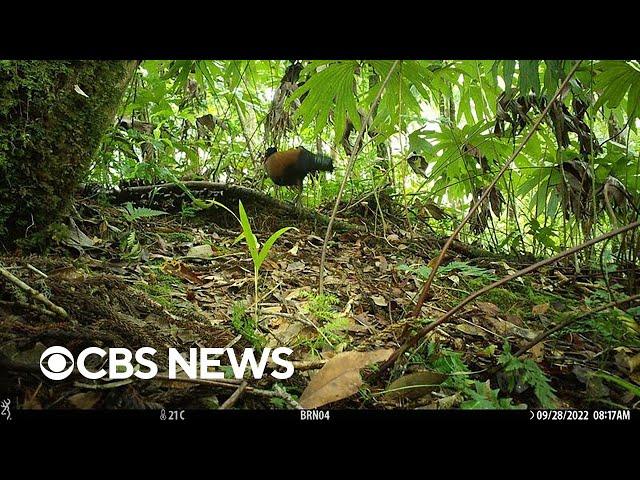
<box><xmin>236</xmin><ymin>200</ymin><xmax>296</xmax><ymax>322</ymax></box>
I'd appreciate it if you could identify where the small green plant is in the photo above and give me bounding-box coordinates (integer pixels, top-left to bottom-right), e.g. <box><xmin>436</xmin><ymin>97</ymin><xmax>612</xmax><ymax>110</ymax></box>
<box><xmin>593</xmin><ymin>371</ymin><xmax>640</xmax><ymax>398</ymax></box>
<box><xmin>180</xmin><ymin>202</ymin><xmax>199</xmax><ymax>219</ymax></box>
<box><xmin>161</xmin><ymin>231</ymin><xmax>194</xmax><ymax>243</ymax></box>
<box><xmin>231</xmin><ymin>301</ymin><xmax>266</xmax><ymax>349</ymax></box>
<box><xmin>120</xmin><ymin>202</ymin><xmax>168</xmax><ymax>222</ymax></box>
<box><xmin>120</xmin><ymin>230</ymin><xmax>142</xmax><ymax>260</ymax></box>
<box><xmin>430</xmin><ymin>348</ymin><xmax>472</xmax><ymax>392</ymax></box>
<box><xmin>398</xmin><ymin>261</ymin><xmax>498</xmax><ymax>296</ymax></box>
<box><xmin>298</xmin><ymin>291</ymin><xmax>349</xmax><ymax>353</ymax></box>
<box><xmin>460</xmin><ymin>380</ymin><xmax>523</xmax><ymax>409</ymax></box>
<box><xmin>497</xmin><ymin>342</ymin><xmax>557</xmax><ymax>408</ymax></box>
<box><xmin>236</xmin><ymin>200</ymin><xmax>296</xmax><ymax>322</ymax></box>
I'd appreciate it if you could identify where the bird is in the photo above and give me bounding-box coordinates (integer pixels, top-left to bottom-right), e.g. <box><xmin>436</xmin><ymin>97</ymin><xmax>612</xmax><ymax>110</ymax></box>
<box><xmin>263</xmin><ymin>146</ymin><xmax>334</xmax><ymax>207</ymax></box>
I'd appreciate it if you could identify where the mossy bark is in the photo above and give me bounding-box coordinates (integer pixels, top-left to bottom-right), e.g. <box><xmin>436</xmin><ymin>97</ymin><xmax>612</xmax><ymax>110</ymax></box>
<box><xmin>0</xmin><ymin>60</ymin><xmax>137</xmax><ymax>248</ymax></box>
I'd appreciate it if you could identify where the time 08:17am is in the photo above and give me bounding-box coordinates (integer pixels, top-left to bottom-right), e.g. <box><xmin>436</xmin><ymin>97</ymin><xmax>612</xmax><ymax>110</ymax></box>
<box><xmin>530</xmin><ymin>410</ymin><xmax>631</xmax><ymax>421</ymax></box>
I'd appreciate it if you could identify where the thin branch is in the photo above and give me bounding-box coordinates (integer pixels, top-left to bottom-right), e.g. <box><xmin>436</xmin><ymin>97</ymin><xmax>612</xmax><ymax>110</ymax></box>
<box><xmin>220</xmin><ymin>380</ymin><xmax>249</xmax><ymax>409</ymax></box>
<box><xmin>155</xmin><ymin>374</ymin><xmax>302</xmax><ymax>409</ymax></box>
<box><xmin>0</xmin><ymin>265</ymin><xmax>71</xmax><ymax>321</ymax></box>
<box><xmin>376</xmin><ymin>219</ymin><xmax>640</xmax><ymax>376</ymax></box>
<box><xmin>319</xmin><ymin>60</ymin><xmax>400</xmax><ymax>293</ymax></box>
<box><xmin>0</xmin><ymin>299</ymin><xmax>57</xmax><ymax>318</ymax></box>
<box><xmin>411</xmin><ymin>60</ymin><xmax>583</xmax><ymax>317</ymax></box>
<box><xmin>516</xmin><ymin>294</ymin><xmax>640</xmax><ymax>359</ymax></box>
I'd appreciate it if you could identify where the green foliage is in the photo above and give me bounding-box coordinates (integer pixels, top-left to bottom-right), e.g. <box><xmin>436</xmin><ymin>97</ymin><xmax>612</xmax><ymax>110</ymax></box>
<box><xmin>498</xmin><ymin>342</ymin><xmax>557</xmax><ymax>408</ymax></box>
<box><xmin>120</xmin><ymin>202</ymin><xmax>168</xmax><ymax>222</ymax></box>
<box><xmin>298</xmin><ymin>291</ymin><xmax>350</xmax><ymax>352</ymax></box>
<box><xmin>74</xmin><ymin>58</ymin><xmax>640</xmax><ymax>258</ymax></box>
<box><xmin>594</xmin><ymin>61</ymin><xmax>640</xmax><ymax>121</ymax></box>
<box><xmin>410</xmin><ymin>342</ymin><xmax>523</xmax><ymax>408</ymax></box>
<box><xmin>460</xmin><ymin>381</ymin><xmax>523</xmax><ymax>409</ymax></box>
<box><xmin>593</xmin><ymin>371</ymin><xmax>640</xmax><ymax>398</ymax></box>
<box><xmin>120</xmin><ymin>231</ymin><xmax>142</xmax><ymax>260</ymax></box>
<box><xmin>430</xmin><ymin>348</ymin><xmax>472</xmax><ymax>392</ymax></box>
<box><xmin>236</xmin><ymin>200</ymin><xmax>296</xmax><ymax>321</ymax></box>
<box><xmin>231</xmin><ymin>301</ymin><xmax>266</xmax><ymax>349</ymax></box>
<box><xmin>571</xmin><ymin>307</ymin><xmax>640</xmax><ymax>348</ymax></box>
<box><xmin>289</xmin><ymin>61</ymin><xmax>361</xmax><ymax>140</ymax></box>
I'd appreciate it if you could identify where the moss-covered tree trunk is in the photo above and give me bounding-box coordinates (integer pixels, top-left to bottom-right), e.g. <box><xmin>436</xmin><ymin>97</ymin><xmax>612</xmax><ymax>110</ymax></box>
<box><xmin>0</xmin><ymin>60</ymin><xmax>137</xmax><ymax>248</ymax></box>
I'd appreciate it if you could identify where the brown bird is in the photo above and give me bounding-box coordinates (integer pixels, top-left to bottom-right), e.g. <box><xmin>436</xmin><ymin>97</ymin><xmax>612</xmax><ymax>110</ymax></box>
<box><xmin>263</xmin><ymin>146</ymin><xmax>334</xmax><ymax>207</ymax></box>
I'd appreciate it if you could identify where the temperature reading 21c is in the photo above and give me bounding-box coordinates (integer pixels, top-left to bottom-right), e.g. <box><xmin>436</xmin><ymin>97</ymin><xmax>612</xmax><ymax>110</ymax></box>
<box><xmin>160</xmin><ymin>409</ymin><xmax>186</xmax><ymax>421</ymax></box>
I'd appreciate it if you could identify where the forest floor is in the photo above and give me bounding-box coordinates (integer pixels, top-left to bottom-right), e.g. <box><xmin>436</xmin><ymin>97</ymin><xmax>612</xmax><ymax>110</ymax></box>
<box><xmin>1</xmin><ymin>188</ymin><xmax>639</xmax><ymax>410</ymax></box>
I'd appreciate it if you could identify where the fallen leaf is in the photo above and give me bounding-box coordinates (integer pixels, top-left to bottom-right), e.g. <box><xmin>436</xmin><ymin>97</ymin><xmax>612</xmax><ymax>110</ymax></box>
<box><xmin>286</xmin><ymin>261</ymin><xmax>305</xmax><ymax>272</ymax></box>
<box><xmin>186</xmin><ymin>244</ymin><xmax>214</xmax><ymax>259</ymax></box>
<box><xmin>386</xmin><ymin>234</ymin><xmax>400</xmax><ymax>243</ymax></box>
<box><xmin>532</xmin><ymin>303</ymin><xmax>550</xmax><ymax>315</ymax></box>
<box><xmin>375</xmin><ymin>256</ymin><xmax>388</xmax><ymax>272</ymax></box>
<box><xmin>630</xmin><ymin>352</ymin><xmax>640</xmax><ymax>373</ymax></box>
<box><xmin>455</xmin><ymin>323</ymin><xmax>485</xmax><ymax>337</ymax></box>
<box><xmin>436</xmin><ymin>392</ymin><xmax>463</xmax><ymax>409</ymax></box>
<box><xmin>384</xmin><ymin>371</ymin><xmax>447</xmax><ymax>401</ymax></box>
<box><xmin>63</xmin><ymin>217</ymin><xmax>96</xmax><ymax>250</ymax></box>
<box><xmin>262</xmin><ymin>305</ymin><xmax>282</xmax><ymax>314</ymax></box>
<box><xmin>163</xmin><ymin>261</ymin><xmax>203</xmax><ymax>285</ymax></box>
<box><xmin>477</xmin><ymin>301</ymin><xmax>500</xmax><ymax>316</ymax></box>
<box><xmin>68</xmin><ymin>392</ymin><xmax>101</xmax><ymax>409</ymax></box>
<box><xmin>299</xmin><ymin>349</ymin><xmax>392</xmax><ymax>408</ymax></box>
<box><xmin>371</xmin><ymin>295</ymin><xmax>388</xmax><ymax>307</ymax></box>
<box><xmin>529</xmin><ymin>342</ymin><xmax>545</xmax><ymax>361</ymax></box>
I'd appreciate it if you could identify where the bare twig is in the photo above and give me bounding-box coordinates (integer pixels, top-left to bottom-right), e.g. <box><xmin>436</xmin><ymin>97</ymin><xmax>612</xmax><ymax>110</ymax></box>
<box><xmin>154</xmin><ymin>374</ymin><xmax>302</xmax><ymax>409</ymax></box>
<box><xmin>26</xmin><ymin>264</ymin><xmax>48</xmax><ymax>278</ymax></box>
<box><xmin>0</xmin><ymin>299</ymin><xmax>57</xmax><ymax>318</ymax></box>
<box><xmin>376</xmin><ymin>219</ymin><xmax>640</xmax><ymax>376</ymax></box>
<box><xmin>319</xmin><ymin>60</ymin><xmax>400</xmax><ymax>293</ymax></box>
<box><xmin>484</xmin><ymin>293</ymin><xmax>640</xmax><ymax>377</ymax></box>
<box><xmin>411</xmin><ymin>61</ymin><xmax>583</xmax><ymax>316</ymax></box>
<box><xmin>0</xmin><ymin>265</ymin><xmax>70</xmax><ymax>321</ymax></box>
<box><xmin>220</xmin><ymin>380</ymin><xmax>249</xmax><ymax>409</ymax></box>
<box><xmin>509</xmin><ymin>293</ymin><xmax>640</xmax><ymax>367</ymax></box>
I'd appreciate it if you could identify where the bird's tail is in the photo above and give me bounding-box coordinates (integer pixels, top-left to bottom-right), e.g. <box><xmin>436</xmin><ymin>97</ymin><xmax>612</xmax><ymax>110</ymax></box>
<box><xmin>298</xmin><ymin>147</ymin><xmax>334</xmax><ymax>174</ymax></box>
<box><xmin>312</xmin><ymin>153</ymin><xmax>334</xmax><ymax>172</ymax></box>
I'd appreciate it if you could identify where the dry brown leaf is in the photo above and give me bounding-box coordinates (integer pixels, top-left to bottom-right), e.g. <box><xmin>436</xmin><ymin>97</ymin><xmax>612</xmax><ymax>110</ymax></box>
<box><xmin>262</xmin><ymin>305</ymin><xmax>282</xmax><ymax>314</ymax></box>
<box><xmin>386</xmin><ymin>234</ymin><xmax>400</xmax><ymax>243</ymax></box>
<box><xmin>532</xmin><ymin>303</ymin><xmax>550</xmax><ymax>315</ymax></box>
<box><xmin>163</xmin><ymin>261</ymin><xmax>204</xmax><ymax>285</ymax></box>
<box><xmin>485</xmin><ymin>317</ymin><xmax>538</xmax><ymax>340</ymax></box>
<box><xmin>287</xmin><ymin>261</ymin><xmax>305</xmax><ymax>272</ymax></box>
<box><xmin>371</xmin><ymin>295</ymin><xmax>388</xmax><ymax>307</ymax></box>
<box><xmin>455</xmin><ymin>323</ymin><xmax>485</xmax><ymax>337</ymax></box>
<box><xmin>477</xmin><ymin>301</ymin><xmax>500</xmax><ymax>316</ymax></box>
<box><xmin>68</xmin><ymin>392</ymin><xmax>101</xmax><ymax>409</ymax></box>
<box><xmin>629</xmin><ymin>352</ymin><xmax>640</xmax><ymax>373</ymax></box>
<box><xmin>384</xmin><ymin>371</ymin><xmax>447</xmax><ymax>401</ymax></box>
<box><xmin>186</xmin><ymin>244</ymin><xmax>214</xmax><ymax>259</ymax></box>
<box><xmin>299</xmin><ymin>349</ymin><xmax>392</xmax><ymax>408</ymax></box>
<box><xmin>529</xmin><ymin>342</ymin><xmax>545</xmax><ymax>362</ymax></box>
<box><xmin>48</xmin><ymin>266</ymin><xmax>86</xmax><ymax>281</ymax></box>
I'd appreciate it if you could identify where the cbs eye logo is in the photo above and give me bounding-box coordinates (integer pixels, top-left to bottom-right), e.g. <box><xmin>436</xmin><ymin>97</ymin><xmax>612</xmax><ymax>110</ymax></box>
<box><xmin>40</xmin><ymin>346</ymin><xmax>75</xmax><ymax>380</ymax></box>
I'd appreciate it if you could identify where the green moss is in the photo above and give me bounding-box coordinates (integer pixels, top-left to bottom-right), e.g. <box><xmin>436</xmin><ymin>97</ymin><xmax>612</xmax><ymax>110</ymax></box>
<box><xmin>160</xmin><ymin>231</ymin><xmax>195</xmax><ymax>243</ymax></box>
<box><xmin>481</xmin><ymin>287</ymin><xmax>524</xmax><ymax>315</ymax></box>
<box><xmin>134</xmin><ymin>269</ymin><xmax>197</xmax><ymax>316</ymax></box>
<box><xmin>0</xmin><ymin>60</ymin><xmax>135</xmax><ymax>249</ymax></box>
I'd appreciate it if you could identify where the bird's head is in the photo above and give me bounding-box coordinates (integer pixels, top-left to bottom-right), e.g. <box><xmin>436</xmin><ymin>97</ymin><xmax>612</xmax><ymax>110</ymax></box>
<box><xmin>264</xmin><ymin>147</ymin><xmax>277</xmax><ymax>161</ymax></box>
